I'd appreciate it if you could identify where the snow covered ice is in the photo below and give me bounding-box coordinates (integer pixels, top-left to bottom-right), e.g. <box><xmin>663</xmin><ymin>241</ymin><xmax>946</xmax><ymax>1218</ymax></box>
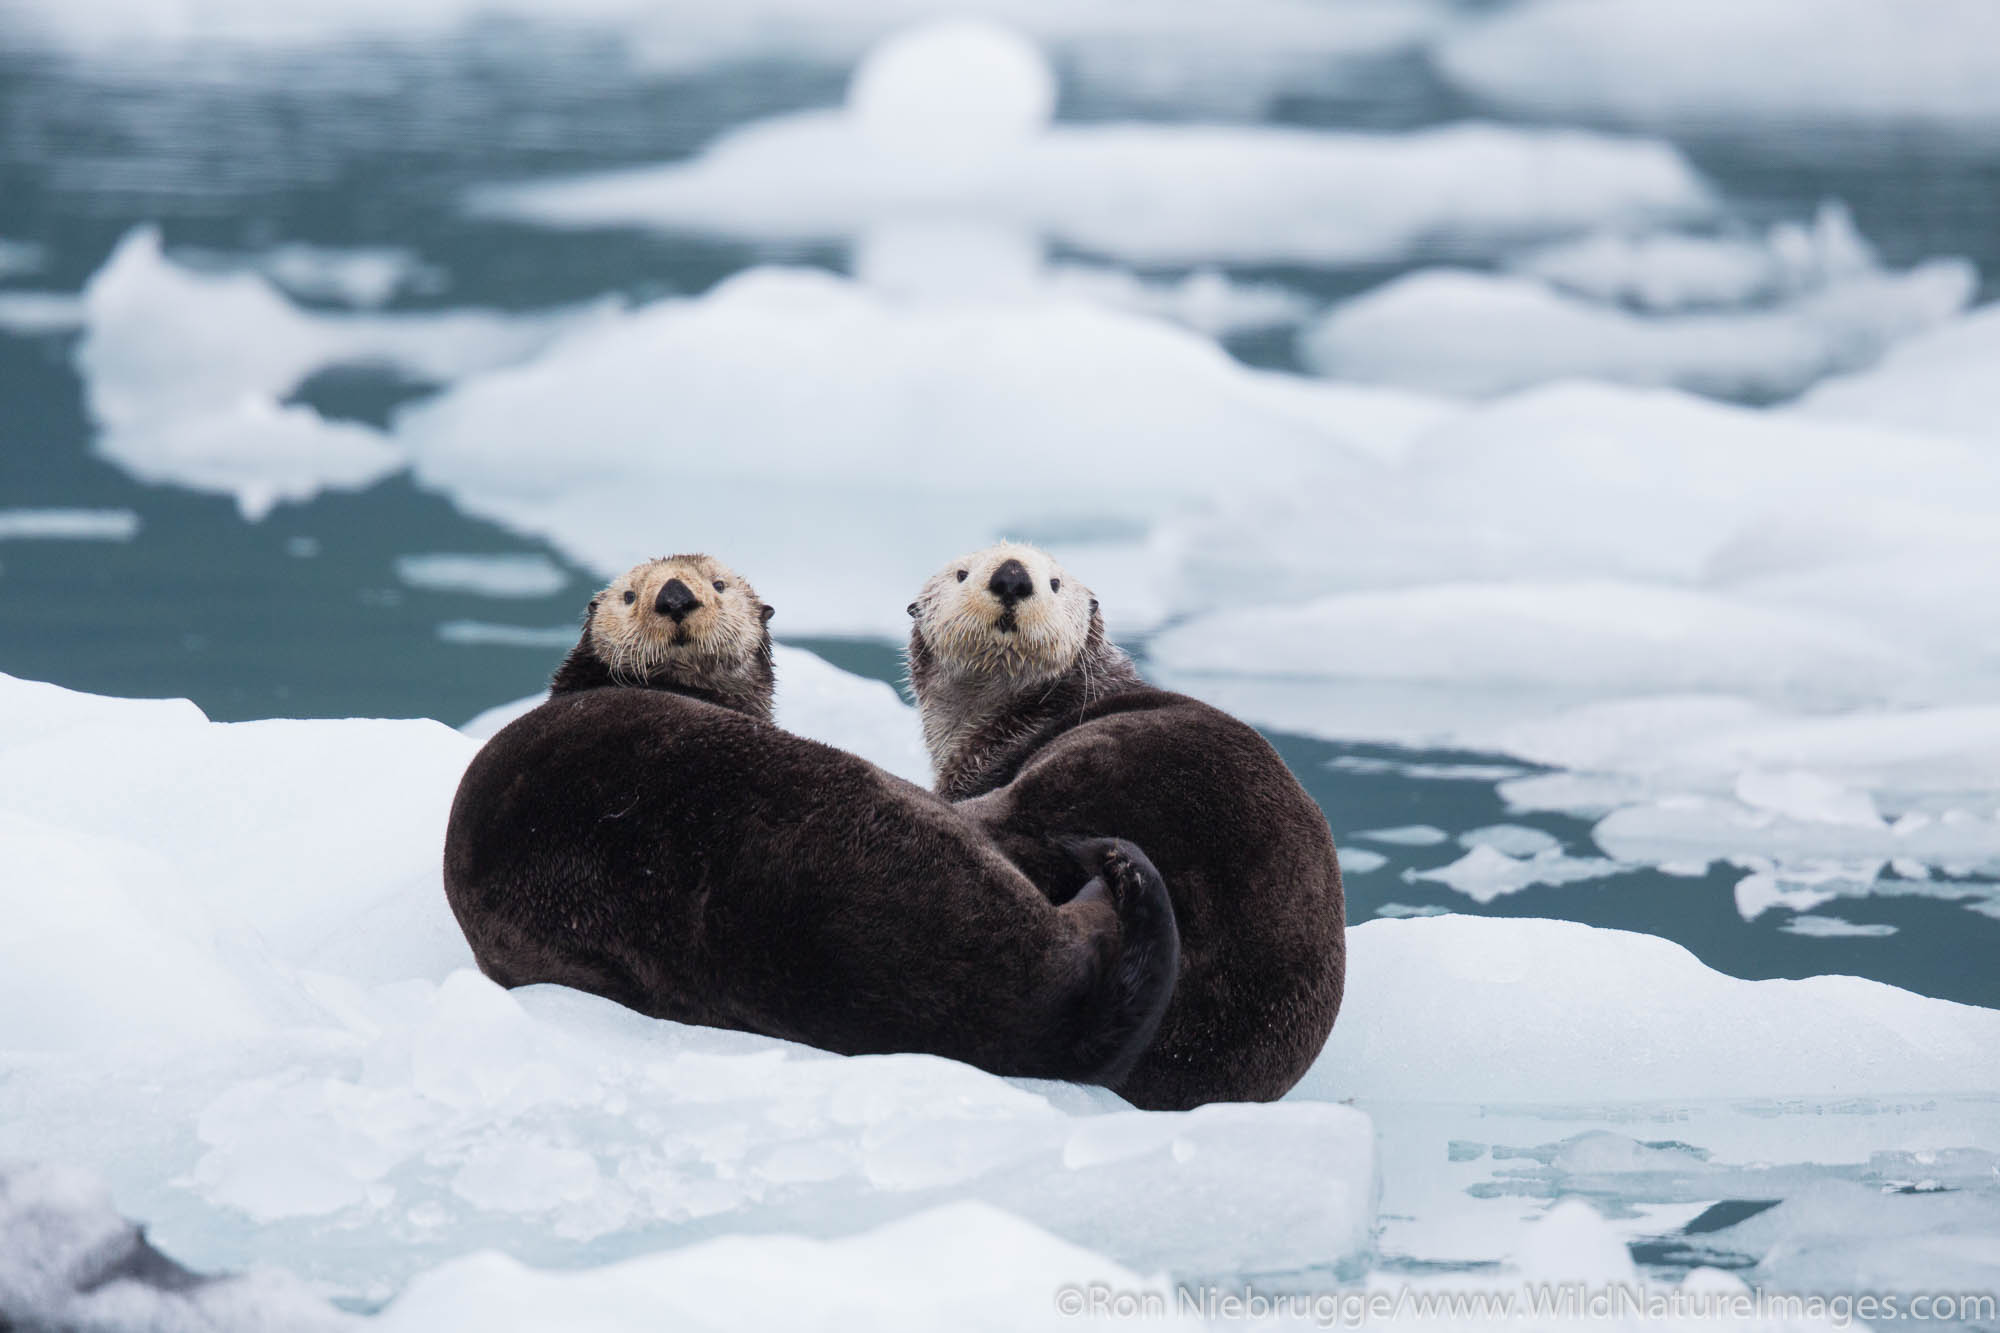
<box><xmin>5</xmin><ymin>669</ymin><xmax>2000</xmax><ymax>1324</ymax></box>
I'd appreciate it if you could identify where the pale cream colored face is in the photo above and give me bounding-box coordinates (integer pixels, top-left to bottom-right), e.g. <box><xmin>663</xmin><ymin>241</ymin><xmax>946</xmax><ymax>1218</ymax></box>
<box><xmin>909</xmin><ymin>541</ymin><xmax>1092</xmax><ymax>682</ymax></box>
<box><xmin>590</xmin><ymin>554</ymin><xmax>771</xmax><ymax>684</ymax></box>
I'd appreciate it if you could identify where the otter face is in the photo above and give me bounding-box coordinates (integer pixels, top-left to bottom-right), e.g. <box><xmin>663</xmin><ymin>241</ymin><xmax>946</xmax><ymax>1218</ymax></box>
<box><xmin>908</xmin><ymin>541</ymin><xmax>1092</xmax><ymax>685</ymax></box>
<box><xmin>588</xmin><ymin>554</ymin><xmax>774</xmax><ymax>687</ymax></box>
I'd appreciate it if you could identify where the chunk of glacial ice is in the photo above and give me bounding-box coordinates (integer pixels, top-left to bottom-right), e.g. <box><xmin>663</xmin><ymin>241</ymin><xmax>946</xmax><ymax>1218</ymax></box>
<box><xmin>1300</xmin><ymin>915</ymin><xmax>2000</xmax><ymax>1103</ymax></box>
<box><xmin>1436</xmin><ymin>0</ymin><xmax>2000</xmax><ymax>131</ymax></box>
<box><xmin>393</xmin><ymin>265</ymin><xmax>1400</xmax><ymax>638</ymax></box>
<box><xmin>471</xmin><ymin>97</ymin><xmax>1713</xmax><ymax>267</ymax></box>
<box><xmin>1405</xmin><ymin>844</ymin><xmax>1628</xmax><ymax>904</ymax></box>
<box><xmin>1298</xmin><ymin>257</ymin><xmax>1973</xmax><ymax>402</ymax></box>
<box><xmin>393</xmin><ymin>552</ymin><xmax>569</xmax><ymax>599</ymax></box>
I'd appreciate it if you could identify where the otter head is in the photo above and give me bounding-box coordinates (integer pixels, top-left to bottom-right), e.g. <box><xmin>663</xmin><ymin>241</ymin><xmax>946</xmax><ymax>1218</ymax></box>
<box><xmin>551</xmin><ymin>554</ymin><xmax>777</xmax><ymax>721</ymax></box>
<box><xmin>907</xmin><ymin>541</ymin><xmax>1139</xmax><ymax>795</ymax></box>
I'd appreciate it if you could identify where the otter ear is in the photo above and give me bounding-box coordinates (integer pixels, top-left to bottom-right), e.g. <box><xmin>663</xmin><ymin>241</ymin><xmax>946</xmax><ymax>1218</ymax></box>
<box><xmin>760</xmin><ymin>603</ymin><xmax>776</xmax><ymax>623</ymax></box>
<box><xmin>585</xmin><ymin>597</ymin><xmax>600</xmax><ymax>619</ymax></box>
<box><xmin>906</xmin><ymin>601</ymin><xmax>920</xmax><ymax>618</ymax></box>
<box><xmin>1088</xmin><ymin>597</ymin><xmax>1099</xmax><ymax>616</ymax></box>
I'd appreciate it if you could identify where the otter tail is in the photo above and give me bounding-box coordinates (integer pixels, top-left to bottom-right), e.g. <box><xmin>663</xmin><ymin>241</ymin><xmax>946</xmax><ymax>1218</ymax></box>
<box><xmin>1057</xmin><ymin>836</ymin><xmax>1180</xmax><ymax>1090</ymax></box>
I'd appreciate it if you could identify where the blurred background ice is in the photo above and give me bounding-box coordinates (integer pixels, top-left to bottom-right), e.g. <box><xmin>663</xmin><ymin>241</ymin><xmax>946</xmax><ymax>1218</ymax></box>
<box><xmin>2</xmin><ymin>0</ymin><xmax>1998</xmax><ymax>1324</ymax></box>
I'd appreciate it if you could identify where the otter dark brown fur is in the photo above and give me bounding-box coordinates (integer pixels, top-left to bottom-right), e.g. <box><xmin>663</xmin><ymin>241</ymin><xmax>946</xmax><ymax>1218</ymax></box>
<box><xmin>444</xmin><ymin>555</ymin><xmax>1179</xmax><ymax>1088</ymax></box>
<box><xmin>908</xmin><ymin>542</ymin><xmax>1345</xmax><ymax>1111</ymax></box>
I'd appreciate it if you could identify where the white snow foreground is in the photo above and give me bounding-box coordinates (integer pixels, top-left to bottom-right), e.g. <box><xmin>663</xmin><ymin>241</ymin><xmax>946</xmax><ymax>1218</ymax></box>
<box><xmin>5</xmin><ymin>671</ymin><xmax>2000</xmax><ymax>1327</ymax></box>
<box><xmin>469</xmin><ymin>19</ymin><xmax>1710</xmax><ymax>268</ymax></box>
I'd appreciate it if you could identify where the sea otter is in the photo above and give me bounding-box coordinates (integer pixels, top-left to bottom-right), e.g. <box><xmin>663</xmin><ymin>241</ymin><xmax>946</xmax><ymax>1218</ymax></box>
<box><xmin>444</xmin><ymin>554</ymin><xmax>1179</xmax><ymax>1088</ymax></box>
<box><xmin>907</xmin><ymin>542</ymin><xmax>1344</xmax><ymax>1110</ymax></box>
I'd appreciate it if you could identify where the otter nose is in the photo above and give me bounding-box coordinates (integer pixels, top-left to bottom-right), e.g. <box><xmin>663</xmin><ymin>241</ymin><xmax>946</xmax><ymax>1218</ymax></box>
<box><xmin>655</xmin><ymin>578</ymin><xmax>699</xmax><ymax>621</ymax></box>
<box><xmin>987</xmin><ymin>558</ymin><xmax>1035</xmax><ymax>607</ymax></box>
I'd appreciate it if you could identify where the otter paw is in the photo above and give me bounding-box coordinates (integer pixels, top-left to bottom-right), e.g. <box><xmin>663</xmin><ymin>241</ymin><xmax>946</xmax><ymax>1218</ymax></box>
<box><xmin>1097</xmin><ymin>846</ymin><xmax>1142</xmax><ymax>905</ymax></box>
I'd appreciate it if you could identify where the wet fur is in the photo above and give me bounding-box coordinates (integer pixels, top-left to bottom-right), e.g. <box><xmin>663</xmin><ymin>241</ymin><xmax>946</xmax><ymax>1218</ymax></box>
<box><xmin>445</xmin><ymin>558</ymin><xmax>1179</xmax><ymax>1088</ymax></box>
<box><xmin>909</xmin><ymin>543</ymin><xmax>1346</xmax><ymax>1111</ymax></box>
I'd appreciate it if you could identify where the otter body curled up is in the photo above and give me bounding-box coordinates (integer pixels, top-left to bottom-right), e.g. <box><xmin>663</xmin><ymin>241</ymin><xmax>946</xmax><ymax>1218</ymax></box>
<box><xmin>909</xmin><ymin>543</ymin><xmax>1345</xmax><ymax>1111</ymax></box>
<box><xmin>445</xmin><ymin>555</ymin><xmax>1178</xmax><ymax>1088</ymax></box>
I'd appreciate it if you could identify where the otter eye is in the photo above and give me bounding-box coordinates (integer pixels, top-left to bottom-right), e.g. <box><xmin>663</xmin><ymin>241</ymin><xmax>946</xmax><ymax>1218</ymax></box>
<box><xmin>712</xmin><ymin>579</ymin><xmax>725</xmax><ymax>592</ymax></box>
<box><xmin>622</xmin><ymin>589</ymin><xmax>636</xmax><ymax>605</ymax></box>
<box><xmin>1050</xmin><ymin>578</ymin><xmax>1061</xmax><ymax>593</ymax></box>
<box><xmin>955</xmin><ymin>569</ymin><xmax>968</xmax><ymax>582</ymax></box>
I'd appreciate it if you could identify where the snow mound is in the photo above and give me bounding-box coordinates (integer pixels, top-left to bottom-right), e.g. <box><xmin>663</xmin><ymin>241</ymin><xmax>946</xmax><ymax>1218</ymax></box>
<box><xmin>1299</xmin><ymin>258</ymin><xmax>1972</xmax><ymax>401</ymax></box>
<box><xmin>847</xmin><ymin>20</ymin><xmax>1054</xmax><ymax>167</ymax></box>
<box><xmin>472</xmin><ymin>102</ymin><xmax>1714</xmax><ymax>267</ymax></box>
<box><xmin>1306</xmin><ymin>915</ymin><xmax>2000</xmax><ymax>1103</ymax></box>
<box><xmin>1436</xmin><ymin>0</ymin><xmax>2000</xmax><ymax>132</ymax></box>
<box><xmin>73</xmin><ymin>228</ymin><xmax>614</xmax><ymax>519</ymax></box>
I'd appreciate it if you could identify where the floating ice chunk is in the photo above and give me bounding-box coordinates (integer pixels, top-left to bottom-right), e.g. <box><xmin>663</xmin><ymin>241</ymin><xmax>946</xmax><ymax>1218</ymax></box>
<box><xmin>848</xmin><ymin>20</ymin><xmax>1054</xmax><ymax>169</ymax></box>
<box><xmin>1732</xmin><ymin>769</ymin><xmax>1882</xmax><ymax>828</ymax></box>
<box><xmin>1516</xmin><ymin>205</ymin><xmax>1881</xmax><ymax>314</ymax></box>
<box><xmin>377</xmin><ymin>1201</ymin><xmax>1189</xmax><ymax>1333</ymax></box>
<box><xmin>394</xmin><ymin>552</ymin><xmax>569</xmax><ymax>599</ymax></box>
<box><xmin>1437</xmin><ymin>0</ymin><xmax>2000</xmax><ymax>131</ymax></box>
<box><xmin>1796</xmin><ymin>301</ymin><xmax>2000</xmax><ymax>443</ymax></box>
<box><xmin>1356</xmin><ymin>824</ymin><xmax>1448</xmax><ymax>847</ymax></box>
<box><xmin>1298</xmin><ymin>258</ymin><xmax>1974</xmax><ymax>401</ymax></box>
<box><xmin>436</xmin><ymin>620</ymin><xmax>576</xmax><ymax>648</ymax></box>
<box><xmin>257</xmin><ymin>242</ymin><xmax>446</xmax><ymax>310</ymax></box>
<box><xmin>78</xmin><ymin>229</ymin><xmax>597</xmax><ymax>431</ymax></box>
<box><xmin>0</xmin><ymin>1161</ymin><xmax>348</xmax><ymax>1333</ymax></box>
<box><xmin>1339</xmin><ymin>849</ymin><xmax>1388</xmax><ymax>875</ymax></box>
<box><xmin>1303</xmin><ymin>915</ymin><xmax>2000</xmax><ymax>1103</ymax></box>
<box><xmin>1781</xmin><ymin>915</ymin><xmax>1897</xmax><ymax>939</ymax></box>
<box><xmin>1406</xmin><ymin>844</ymin><xmax>1627</xmax><ymax>904</ymax></box>
<box><xmin>395</xmin><ymin>266</ymin><xmax>1384</xmax><ymax>637</ymax></box>
<box><xmin>0</xmin><ymin>290</ymin><xmax>84</xmax><ymax>334</ymax></box>
<box><xmin>1153</xmin><ymin>580</ymin><xmax>1916</xmax><ymax>705</ymax></box>
<box><xmin>0</xmin><ymin>508</ymin><xmax>138</xmax><ymax>541</ymax></box>
<box><xmin>97</xmin><ymin>395</ymin><xmax>405</xmax><ymax>521</ymax></box>
<box><xmin>472</xmin><ymin>104</ymin><xmax>1714</xmax><ymax>267</ymax></box>
<box><xmin>1732</xmin><ymin>869</ymin><xmax>1846</xmax><ymax>922</ymax></box>
<box><xmin>1460</xmin><ymin>824</ymin><xmax>1561</xmax><ymax>857</ymax></box>
<box><xmin>1595</xmin><ymin>798</ymin><xmax>2000</xmax><ymax>879</ymax></box>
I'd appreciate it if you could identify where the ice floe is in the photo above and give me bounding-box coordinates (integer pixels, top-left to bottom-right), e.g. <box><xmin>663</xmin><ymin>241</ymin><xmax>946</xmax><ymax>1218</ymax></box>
<box><xmin>1299</xmin><ymin>254</ymin><xmax>1973</xmax><ymax>401</ymax></box>
<box><xmin>73</xmin><ymin>228</ymin><xmax>616</xmax><ymax>519</ymax></box>
<box><xmin>394</xmin><ymin>552</ymin><xmax>570</xmax><ymax>599</ymax></box>
<box><xmin>5</xmin><ymin>672</ymin><xmax>2000</xmax><ymax>1321</ymax></box>
<box><xmin>392</xmin><ymin>264</ymin><xmax>1386</xmax><ymax>637</ymax></box>
<box><xmin>1307</xmin><ymin>915</ymin><xmax>2000</xmax><ymax>1103</ymax></box>
<box><xmin>472</xmin><ymin>25</ymin><xmax>1713</xmax><ymax>268</ymax></box>
<box><xmin>1436</xmin><ymin>0</ymin><xmax>2000</xmax><ymax>133</ymax></box>
<box><xmin>0</xmin><ymin>508</ymin><xmax>139</xmax><ymax>541</ymax></box>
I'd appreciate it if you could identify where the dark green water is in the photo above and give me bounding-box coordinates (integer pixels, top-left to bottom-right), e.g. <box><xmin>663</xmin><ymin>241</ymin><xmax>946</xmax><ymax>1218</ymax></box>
<box><xmin>2</xmin><ymin>29</ymin><xmax>1996</xmax><ymax>1008</ymax></box>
